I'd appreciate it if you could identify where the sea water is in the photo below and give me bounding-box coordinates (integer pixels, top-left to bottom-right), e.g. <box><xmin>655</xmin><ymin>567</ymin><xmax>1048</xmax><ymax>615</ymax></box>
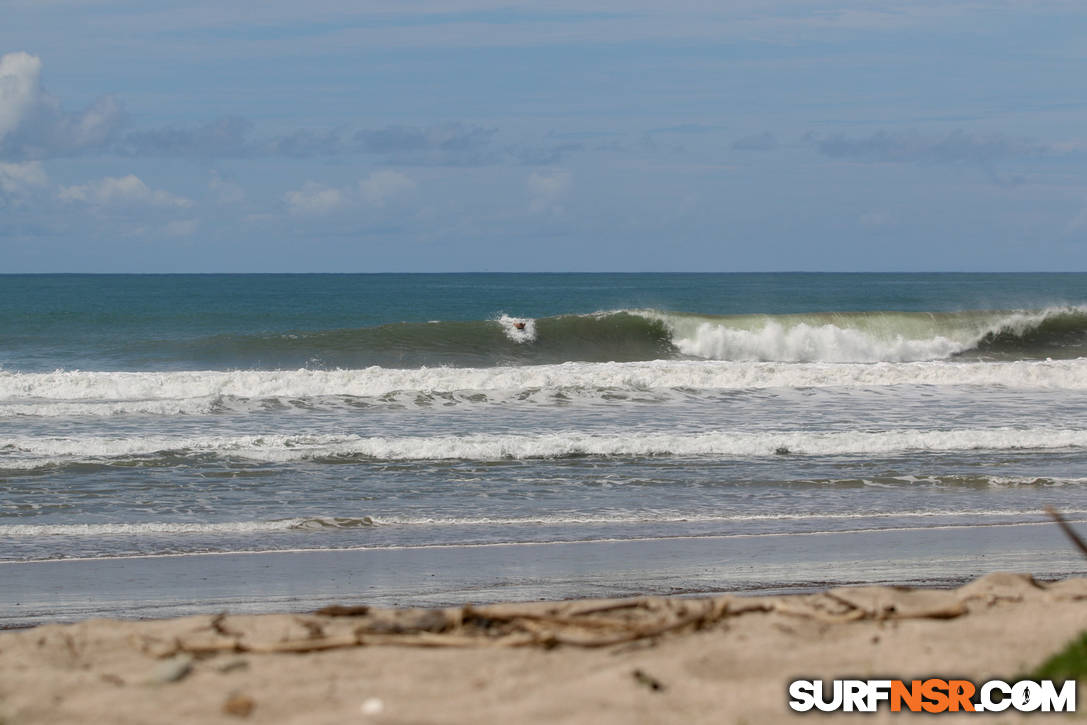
<box><xmin>2</xmin><ymin>273</ymin><xmax>1087</xmax><ymax>577</ymax></box>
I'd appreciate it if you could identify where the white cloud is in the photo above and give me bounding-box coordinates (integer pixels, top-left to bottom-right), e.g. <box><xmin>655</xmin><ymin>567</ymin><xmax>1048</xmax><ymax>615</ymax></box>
<box><xmin>0</xmin><ymin>52</ymin><xmax>40</xmax><ymax>141</ymax></box>
<box><xmin>58</xmin><ymin>95</ymin><xmax>123</xmax><ymax>150</ymax></box>
<box><xmin>58</xmin><ymin>174</ymin><xmax>192</xmax><ymax>208</ymax></box>
<box><xmin>359</xmin><ymin>170</ymin><xmax>415</xmax><ymax>207</ymax></box>
<box><xmin>285</xmin><ymin>172</ymin><xmax>416</xmax><ymax>215</ymax></box>
<box><xmin>0</xmin><ymin>51</ymin><xmax>124</xmax><ymax>160</ymax></box>
<box><xmin>527</xmin><ymin>169</ymin><xmax>571</xmax><ymax>213</ymax></box>
<box><xmin>0</xmin><ymin>161</ymin><xmax>48</xmax><ymax>193</ymax></box>
<box><xmin>283</xmin><ymin>181</ymin><xmax>346</xmax><ymax>215</ymax></box>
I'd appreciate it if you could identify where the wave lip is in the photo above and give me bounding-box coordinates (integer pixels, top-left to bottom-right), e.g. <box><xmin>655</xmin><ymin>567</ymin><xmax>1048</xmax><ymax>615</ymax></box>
<box><xmin>3</xmin><ymin>427</ymin><xmax>1087</xmax><ymax>469</ymax></box>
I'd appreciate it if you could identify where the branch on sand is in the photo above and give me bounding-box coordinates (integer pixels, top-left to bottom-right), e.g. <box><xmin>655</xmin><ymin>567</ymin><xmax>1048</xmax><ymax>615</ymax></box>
<box><xmin>133</xmin><ymin>573</ymin><xmax>1068</xmax><ymax>659</ymax></box>
<box><xmin>1045</xmin><ymin>506</ymin><xmax>1087</xmax><ymax>560</ymax></box>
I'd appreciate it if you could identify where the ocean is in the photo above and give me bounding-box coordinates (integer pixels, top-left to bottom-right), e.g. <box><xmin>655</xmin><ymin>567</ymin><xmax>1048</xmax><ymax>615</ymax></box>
<box><xmin>3</xmin><ymin>273</ymin><xmax>1087</xmax><ymax>622</ymax></box>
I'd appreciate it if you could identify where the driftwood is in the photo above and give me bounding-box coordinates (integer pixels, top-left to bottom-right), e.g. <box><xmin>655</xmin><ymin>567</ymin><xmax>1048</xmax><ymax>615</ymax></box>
<box><xmin>130</xmin><ymin>574</ymin><xmax>1068</xmax><ymax>660</ymax></box>
<box><xmin>127</xmin><ymin>571</ymin><xmax>1087</xmax><ymax>661</ymax></box>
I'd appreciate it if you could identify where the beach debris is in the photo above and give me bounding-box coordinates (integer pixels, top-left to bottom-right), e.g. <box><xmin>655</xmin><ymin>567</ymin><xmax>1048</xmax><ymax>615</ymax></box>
<box><xmin>130</xmin><ymin>573</ymin><xmax>1084</xmax><ymax>657</ymax></box>
<box><xmin>148</xmin><ymin>653</ymin><xmax>193</xmax><ymax>684</ymax></box>
<box><xmin>222</xmin><ymin>692</ymin><xmax>255</xmax><ymax>717</ymax></box>
<box><xmin>632</xmin><ymin>668</ymin><xmax>666</xmax><ymax>692</ymax></box>
<box><xmin>360</xmin><ymin>697</ymin><xmax>385</xmax><ymax>716</ymax></box>
<box><xmin>315</xmin><ymin>604</ymin><xmax>371</xmax><ymax>617</ymax></box>
<box><xmin>820</xmin><ymin>585</ymin><xmax>967</xmax><ymax>620</ymax></box>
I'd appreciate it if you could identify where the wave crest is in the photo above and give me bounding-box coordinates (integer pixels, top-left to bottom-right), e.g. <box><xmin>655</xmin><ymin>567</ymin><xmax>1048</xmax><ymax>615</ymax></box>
<box><xmin>3</xmin><ymin>428</ymin><xmax>1086</xmax><ymax>470</ymax></box>
<box><xmin>94</xmin><ymin>306</ymin><xmax>1087</xmax><ymax>368</ymax></box>
<box><xmin>644</xmin><ymin>306</ymin><xmax>1087</xmax><ymax>363</ymax></box>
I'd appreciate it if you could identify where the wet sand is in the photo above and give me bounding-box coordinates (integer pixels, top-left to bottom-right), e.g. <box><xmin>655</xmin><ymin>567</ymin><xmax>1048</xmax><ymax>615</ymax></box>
<box><xmin>3</xmin><ymin>520</ymin><xmax>1084</xmax><ymax>629</ymax></box>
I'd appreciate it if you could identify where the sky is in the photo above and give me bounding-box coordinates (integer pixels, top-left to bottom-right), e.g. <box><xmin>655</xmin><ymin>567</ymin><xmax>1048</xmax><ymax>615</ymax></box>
<box><xmin>2</xmin><ymin>0</ymin><xmax>1087</xmax><ymax>272</ymax></box>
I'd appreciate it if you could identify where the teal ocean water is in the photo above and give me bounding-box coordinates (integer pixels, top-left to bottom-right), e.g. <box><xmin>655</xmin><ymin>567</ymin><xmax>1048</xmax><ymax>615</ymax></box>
<box><xmin>2</xmin><ymin>273</ymin><xmax>1087</xmax><ymax>582</ymax></box>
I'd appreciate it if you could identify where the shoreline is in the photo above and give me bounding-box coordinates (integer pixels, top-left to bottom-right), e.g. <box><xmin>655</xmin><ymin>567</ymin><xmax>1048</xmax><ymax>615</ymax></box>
<box><xmin>4</xmin><ymin>520</ymin><xmax>1086</xmax><ymax>629</ymax></box>
<box><xmin>7</xmin><ymin>515</ymin><xmax>1082</xmax><ymax>564</ymax></box>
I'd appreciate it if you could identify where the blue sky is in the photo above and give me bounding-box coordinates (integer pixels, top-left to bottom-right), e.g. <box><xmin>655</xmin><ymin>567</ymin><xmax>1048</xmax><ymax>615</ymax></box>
<box><xmin>2</xmin><ymin>1</ymin><xmax>1086</xmax><ymax>271</ymax></box>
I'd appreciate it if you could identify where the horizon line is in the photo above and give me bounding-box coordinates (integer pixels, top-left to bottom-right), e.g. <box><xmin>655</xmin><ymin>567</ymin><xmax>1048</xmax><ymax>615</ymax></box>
<box><xmin>3</xmin><ymin>270</ymin><xmax>1086</xmax><ymax>276</ymax></box>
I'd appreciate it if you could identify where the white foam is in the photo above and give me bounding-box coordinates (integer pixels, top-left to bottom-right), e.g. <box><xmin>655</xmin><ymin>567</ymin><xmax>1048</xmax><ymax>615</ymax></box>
<box><xmin>0</xmin><ymin>520</ymin><xmax>292</xmax><ymax>537</ymax></box>
<box><xmin>640</xmin><ymin>306</ymin><xmax>1086</xmax><ymax>363</ymax></box>
<box><xmin>1</xmin><ymin>358</ymin><xmax>1085</xmax><ymax>417</ymax></box>
<box><xmin>3</xmin><ymin>508</ymin><xmax>1080</xmax><ymax>539</ymax></box>
<box><xmin>671</xmin><ymin>318</ymin><xmax>964</xmax><ymax>362</ymax></box>
<box><xmin>497</xmin><ymin>314</ymin><xmax>536</xmax><ymax>343</ymax></box>
<box><xmin>3</xmin><ymin>427</ymin><xmax>1087</xmax><ymax>468</ymax></box>
<box><xmin>0</xmin><ymin>397</ymin><xmax>229</xmax><ymax>418</ymax></box>
<box><xmin>985</xmin><ymin>476</ymin><xmax>1087</xmax><ymax>487</ymax></box>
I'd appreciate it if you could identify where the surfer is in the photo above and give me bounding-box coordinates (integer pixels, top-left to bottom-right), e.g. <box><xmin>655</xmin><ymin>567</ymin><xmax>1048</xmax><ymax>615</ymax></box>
<box><xmin>513</xmin><ymin>321</ymin><xmax>526</xmax><ymax>331</ymax></box>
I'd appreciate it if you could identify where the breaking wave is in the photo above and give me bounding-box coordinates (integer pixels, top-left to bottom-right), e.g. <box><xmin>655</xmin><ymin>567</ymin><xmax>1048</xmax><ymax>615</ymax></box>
<box><xmin>642</xmin><ymin>306</ymin><xmax>1087</xmax><ymax>363</ymax></box>
<box><xmin>55</xmin><ymin>305</ymin><xmax>1087</xmax><ymax>370</ymax></box>
<box><xmin>1</xmin><ymin>358</ymin><xmax>1085</xmax><ymax>417</ymax></box>
<box><xmin>2</xmin><ymin>428</ymin><xmax>1086</xmax><ymax>470</ymax></box>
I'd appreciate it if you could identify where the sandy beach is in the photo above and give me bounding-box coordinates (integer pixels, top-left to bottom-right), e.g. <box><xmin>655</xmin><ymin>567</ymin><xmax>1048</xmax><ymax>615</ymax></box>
<box><xmin>1</xmin><ymin>571</ymin><xmax>1084</xmax><ymax>724</ymax></box>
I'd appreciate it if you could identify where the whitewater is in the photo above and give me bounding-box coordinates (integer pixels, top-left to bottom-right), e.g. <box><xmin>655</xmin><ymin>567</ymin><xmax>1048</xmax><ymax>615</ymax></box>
<box><xmin>2</xmin><ymin>273</ymin><xmax>1087</xmax><ymax>579</ymax></box>
<box><xmin>3</xmin><ymin>357</ymin><xmax>1087</xmax><ymax>418</ymax></box>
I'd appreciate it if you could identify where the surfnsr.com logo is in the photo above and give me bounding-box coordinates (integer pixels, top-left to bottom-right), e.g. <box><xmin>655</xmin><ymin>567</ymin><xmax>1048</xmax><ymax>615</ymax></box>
<box><xmin>788</xmin><ymin>679</ymin><xmax>1076</xmax><ymax>713</ymax></box>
